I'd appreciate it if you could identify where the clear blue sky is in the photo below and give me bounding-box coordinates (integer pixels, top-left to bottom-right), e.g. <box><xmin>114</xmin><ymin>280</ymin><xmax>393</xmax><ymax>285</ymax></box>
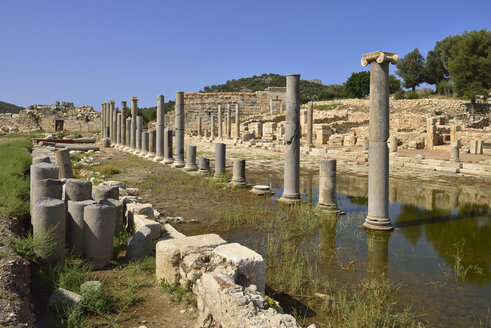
<box><xmin>1</xmin><ymin>0</ymin><xmax>489</xmax><ymax>109</ymax></box>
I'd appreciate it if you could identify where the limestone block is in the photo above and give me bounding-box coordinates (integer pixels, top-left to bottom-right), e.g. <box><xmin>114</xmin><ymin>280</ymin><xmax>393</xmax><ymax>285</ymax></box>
<box><xmin>133</xmin><ymin>214</ymin><xmax>161</xmax><ymax>240</ymax></box>
<box><xmin>126</xmin><ymin>226</ymin><xmax>153</xmax><ymax>261</ymax></box>
<box><xmin>80</xmin><ymin>281</ymin><xmax>102</xmax><ymax>295</ymax></box>
<box><xmin>193</xmin><ymin>272</ymin><xmax>301</xmax><ymax>328</ymax></box>
<box><xmin>106</xmin><ymin>180</ymin><xmax>127</xmax><ymax>189</ymax></box>
<box><xmin>126</xmin><ymin>203</ymin><xmax>154</xmax><ymax>230</ymax></box>
<box><xmin>156</xmin><ymin>234</ymin><xmax>227</xmax><ymax>284</ymax></box>
<box><xmin>212</xmin><ymin>243</ymin><xmax>266</xmax><ymax>294</ymax></box>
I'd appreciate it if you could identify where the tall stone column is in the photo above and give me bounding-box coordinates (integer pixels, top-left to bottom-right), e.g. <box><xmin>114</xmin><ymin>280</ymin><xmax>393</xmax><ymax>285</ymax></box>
<box><xmin>105</xmin><ymin>103</ymin><xmax>110</xmax><ymax>139</ymax></box>
<box><xmin>174</xmin><ymin>91</ymin><xmax>185</xmax><ymax>168</ymax></box>
<box><xmin>235</xmin><ymin>104</ymin><xmax>240</xmax><ymax>140</ymax></box>
<box><xmin>134</xmin><ymin>116</ymin><xmax>143</xmax><ymax>155</ymax></box>
<box><xmin>155</xmin><ymin>94</ymin><xmax>165</xmax><ymax>161</ymax></box>
<box><xmin>218</xmin><ymin>105</ymin><xmax>223</xmax><ymax>139</ymax></box>
<box><xmin>100</xmin><ymin>104</ymin><xmax>105</xmax><ymax>139</ymax></box>
<box><xmin>198</xmin><ymin>111</ymin><xmax>202</xmax><ymax>137</ymax></box>
<box><xmin>130</xmin><ymin>97</ymin><xmax>139</xmax><ymax>151</ymax></box>
<box><xmin>116</xmin><ymin>113</ymin><xmax>121</xmax><ymax>146</ymax></box>
<box><xmin>361</xmin><ymin>51</ymin><xmax>398</xmax><ymax>231</ymax></box>
<box><xmin>279</xmin><ymin>74</ymin><xmax>302</xmax><ymax>204</ymax></box>
<box><xmin>270</xmin><ymin>99</ymin><xmax>273</xmax><ymax>115</ymax></box>
<box><xmin>163</xmin><ymin>128</ymin><xmax>174</xmax><ymax>164</ymax></box>
<box><xmin>125</xmin><ymin>118</ymin><xmax>131</xmax><ymax>150</ymax></box>
<box><xmin>210</xmin><ymin>114</ymin><xmax>215</xmax><ymax>140</ymax></box>
<box><xmin>121</xmin><ymin>101</ymin><xmax>127</xmax><ymax>149</ymax></box>
<box><xmin>147</xmin><ymin>130</ymin><xmax>156</xmax><ymax>158</ymax></box>
<box><xmin>109</xmin><ymin>100</ymin><xmax>116</xmax><ymax>144</ymax></box>
<box><xmin>307</xmin><ymin>101</ymin><xmax>313</xmax><ymax>146</ymax></box>
<box><xmin>227</xmin><ymin>104</ymin><xmax>232</xmax><ymax>139</ymax></box>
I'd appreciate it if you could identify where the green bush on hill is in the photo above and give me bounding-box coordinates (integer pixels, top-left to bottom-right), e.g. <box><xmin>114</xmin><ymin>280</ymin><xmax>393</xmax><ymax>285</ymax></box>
<box><xmin>0</xmin><ymin>101</ymin><xmax>24</xmax><ymax>114</ymax></box>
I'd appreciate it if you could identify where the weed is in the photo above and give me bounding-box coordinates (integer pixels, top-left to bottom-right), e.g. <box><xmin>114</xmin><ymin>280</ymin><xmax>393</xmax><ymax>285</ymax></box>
<box><xmin>92</xmin><ymin>165</ymin><xmax>121</xmax><ymax>177</ymax></box>
<box><xmin>0</xmin><ymin>249</ymin><xmax>9</xmax><ymax>258</ymax></box>
<box><xmin>57</xmin><ymin>260</ymin><xmax>93</xmax><ymax>292</ymax></box>
<box><xmin>10</xmin><ymin>226</ymin><xmax>58</xmax><ymax>263</ymax></box>
<box><xmin>128</xmin><ymin>256</ymin><xmax>156</xmax><ymax>273</ymax></box>
<box><xmin>113</xmin><ymin>226</ymin><xmax>132</xmax><ymax>259</ymax></box>
<box><xmin>160</xmin><ymin>276</ymin><xmax>198</xmax><ymax>306</ymax></box>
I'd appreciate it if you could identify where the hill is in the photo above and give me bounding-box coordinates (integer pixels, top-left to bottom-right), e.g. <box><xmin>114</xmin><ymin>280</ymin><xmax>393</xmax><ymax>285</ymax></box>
<box><xmin>0</xmin><ymin>101</ymin><xmax>24</xmax><ymax>114</ymax></box>
<box><xmin>200</xmin><ymin>73</ymin><xmax>330</xmax><ymax>104</ymax></box>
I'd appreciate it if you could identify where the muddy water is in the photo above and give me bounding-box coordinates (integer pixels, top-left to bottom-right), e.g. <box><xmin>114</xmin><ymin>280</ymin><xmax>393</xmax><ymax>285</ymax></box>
<box><xmin>223</xmin><ymin>169</ymin><xmax>491</xmax><ymax>328</ymax></box>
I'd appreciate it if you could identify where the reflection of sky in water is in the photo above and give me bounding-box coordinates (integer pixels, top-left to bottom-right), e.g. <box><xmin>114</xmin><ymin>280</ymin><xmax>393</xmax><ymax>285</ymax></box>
<box><xmin>237</xmin><ymin>169</ymin><xmax>491</xmax><ymax>328</ymax></box>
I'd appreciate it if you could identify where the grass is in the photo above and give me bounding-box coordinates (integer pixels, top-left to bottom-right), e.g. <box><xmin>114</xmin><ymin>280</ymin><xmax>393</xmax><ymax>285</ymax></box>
<box><xmin>0</xmin><ymin>139</ymin><xmax>32</xmax><ymax>219</ymax></box>
<box><xmin>10</xmin><ymin>225</ymin><xmax>58</xmax><ymax>263</ymax></box>
<box><xmin>92</xmin><ymin>164</ymin><xmax>121</xmax><ymax>177</ymax></box>
<box><xmin>161</xmin><ymin>277</ymin><xmax>197</xmax><ymax>306</ymax></box>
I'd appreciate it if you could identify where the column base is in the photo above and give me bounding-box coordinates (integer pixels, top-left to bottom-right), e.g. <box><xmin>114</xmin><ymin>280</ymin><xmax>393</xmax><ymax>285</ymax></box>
<box><xmin>146</xmin><ymin>153</ymin><xmax>155</xmax><ymax>159</ymax></box>
<box><xmin>140</xmin><ymin>151</ymin><xmax>148</xmax><ymax>157</ymax></box>
<box><xmin>163</xmin><ymin>158</ymin><xmax>174</xmax><ymax>164</ymax></box>
<box><xmin>229</xmin><ymin>180</ymin><xmax>249</xmax><ymax>188</ymax></box>
<box><xmin>250</xmin><ymin>185</ymin><xmax>275</xmax><ymax>196</ymax></box>
<box><xmin>173</xmin><ymin>160</ymin><xmax>185</xmax><ymax>168</ymax></box>
<box><xmin>198</xmin><ymin>169</ymin><xmax>211</xmax><ymax>176</ymax></box>
<box><xmin>363</xmin><ymin>215</ymin><xmax>394</xmax><ymax>231</ymax></box>
<box><xmin>184</xmin><ymin>164</ymin><xmax>198</xmax><ymax>171</ymax></box>
<box><xmin>277</xmin><ymin>193</ymin><xmax>302</xmax><ymax>204</ymax></box>
<box><xmin>154</xmin><ymin>155</ymin><xmax>164</xmax><ymax>162</ymax></box>
<box><xmin>317</xmin><ymin>203</ymin><xmax>346</xmax><ymax>215</ymax></box>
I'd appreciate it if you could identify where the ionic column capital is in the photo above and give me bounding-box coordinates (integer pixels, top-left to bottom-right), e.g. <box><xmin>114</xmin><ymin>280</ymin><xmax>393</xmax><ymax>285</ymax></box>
<box><xmin>130</xmin><ymin>97</ymin><xmax>139</xmax><ymax>102</ymax></box>
<box><xmin>108</xmin><ymin>100</ymin><xmax>116</xmax><ymax>104</ymax></box>
<box><xmin>361</xmin><ymin>51</ymin><xmax>399</xmax><ymax>67</ymax></box>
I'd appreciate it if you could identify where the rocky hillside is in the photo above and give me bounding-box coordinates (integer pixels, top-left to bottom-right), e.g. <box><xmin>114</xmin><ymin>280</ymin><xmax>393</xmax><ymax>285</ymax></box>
<box><xmin>200</xmin><ymin>73</ymin><xmax>330</xmax><ymax>104</ymax></box>
<box><xmin>0</xmin><ymin>101</ymin><xmax>24</xmax><ymax>114</ymax></box>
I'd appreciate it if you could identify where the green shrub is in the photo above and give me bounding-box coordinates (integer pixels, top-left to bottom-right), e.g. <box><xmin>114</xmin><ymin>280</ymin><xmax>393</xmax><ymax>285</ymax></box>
<box><xmin>405</xmin><ymin>91</ymin><xmax>420</xmax><ymax>99</ymax></box>
<box><xmin>394</xmin><ymin>90</ymin><xmax>406</xmax><ymax>100</ymax></box>
<box><xmin>57</xmin><ymin>261</ymin><xmax>93</xmax><ymax>293</ymax></box>
<box><xmin>10</xmin><ymin>226</ymin><xmax>58</xmax><ymax>263</ymax></box>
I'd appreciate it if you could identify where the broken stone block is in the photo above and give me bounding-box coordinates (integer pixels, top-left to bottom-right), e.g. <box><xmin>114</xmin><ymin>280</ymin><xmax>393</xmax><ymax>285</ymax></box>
<box><xmin>134</xmin><ymin>214</ymin><xmax>161</xmax><ymax>239</ymax></box>
<box><xmin>106</xmin><ymin>180</ymin><xmax>126</xmax><ymax>189</ymax></box>
<box><xmin>156</xmin><ymin>234</ymin><xmax>227</xmax><ymax>284</ymax></box>
<box><xmin>48</xmin><ymin>288</ymin><xmax>82</xmax><ymax>310</ymax></box>
<box><xmin>126</xmin><ymin>226</ymin><xmax>153</xmax><ymax>261</ymax></box>
<box><xmin>212</xmin><ymin>243</ymin><xmax>266</xmax><ymax>294</ymax></box>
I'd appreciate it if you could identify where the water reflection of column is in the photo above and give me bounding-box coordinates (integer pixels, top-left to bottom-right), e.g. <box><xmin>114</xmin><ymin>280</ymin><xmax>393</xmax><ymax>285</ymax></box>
<box><xmin>424</xmin><ymin>188</ymin><xmax>435</xmax><ymax>211</ymax></box>
<box><xmin>389</xmin><ymin>185</ymin><xmax>397</xmax><ymax>204</ymax></box>
<box><xmin>366</xmin><ymin>230</ymin><xmax>391</xmax><ymax>281</ymax></box>
<box><xmin>306</xmin><ymin>174</ymin><xmax>313</xmax><ymax>203</ymax></box>
<box><xmin>319</xmin><ymin>217</ymin><xmax>337</xmax><ymax>265</ymax></box>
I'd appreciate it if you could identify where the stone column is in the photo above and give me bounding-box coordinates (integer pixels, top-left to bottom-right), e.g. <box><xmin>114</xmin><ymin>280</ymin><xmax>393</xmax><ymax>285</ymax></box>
<box><xmin>116</xmin><ymin>113</ymin><xmax>121</xmax><ymax>146</ymax></box>
<box><xmin>173</xmin><ymin>91</ymin><xmax>185</xmax><ymax>168</ymax></box>
<box><xmin>227</xmin><ymin>104</ymin><xmax>232</xmax><ymax>139</ymax></box>
<box><xmin>218</xmin><ymin>105</ymin><xmax>223</xmax><ymax>139</ymax></box>
<box><xmin>279</xmin><ymin>74</ymin><xmax>302</xmax><ymax>204</ymax></box>
<box><xmin>317</xmin><ymin>159</ymin><xmax>340</xmax><ymax>212</ymax></box>
<box><xmin>426</xmin><ymin>117</ymin><xmax>437</xmax><ymax>150</ymax></box>
<box><xmin>388</xmin><ymin>136</ymin><xmax>398</xmax><ymax>153</ymax></box>
<box><xmin>55</xmin><ymin>149</ymin><xmax>74</xmax><ymax>179</ymax></box>
<box><xmin>83</xmin><ymin>204</ymin><xmax>116</xmax><ymax>269</ymax></box>
<box><xmin>147</xmin><ymin>130</ymin><xmax>156</xmax><ymax>158</ymax></box>
<box><xmin>93</xmin><ymin>185</ymin><xmax>119</xmax><ymax>201</ymax></box>
<box><xmin>361</xmin><ymin>51</ymin><xmax>398</xmax><ymax>231</ymax></box>
<box><xmin>155</xmin><ymin>94</ymin><xmax>165</xmax><ymax>161</ymax></box>
<box><xmin>184</xmin><ymin>145</ymin><xmax>198</xmax><ymax>171</ymax></box>
<box><xmin>450</xmin><ymin>146</ymin><xmax>460</xmax><ymax>162</ymax></box>
<box><xmin>141</xmin><ymin>131</ymin><xmax>149</xmax><ymax>156</ymax></box>
<box><xmin>126</xmin><ymin>118</ymin><xmax>132</xmax><ymax>150</ymax></box>
<box><xmin>100</xmin><ymin>104</ymin><xmax>105</xmax><ymax>139</ymax></box>
<box><xmin>130</xmin><ymin>97</ymin><xmax>139</xmax><ymax>151</ymax></box>
<box><xmin>33</xmin><ymin>198</ymin><xmax>66</xmax><ymax>266</ymax></box>
<box><xmin>210</xmin><ymin>114</ymin><xmax>215</xmax><ymax>140</ymax></box>
<box><xmin>198</xmin><ymin>156</ymin><xmax>211</xmax><ymax>175</ymax></box>
<box><xmin>67</xmin><ymin>199</ymin><xmax>96</xmax><ymax>256</ymax></box>
<box><xmin>235</xmin><ymin>104</ymin><xmax>240</xmax><ymax>140</ymax></box>
<box><xmin>134</xmin><ymin>116</ymin><xmax>143</xmax><ymax>155</ymax></box>
<box><xmin>32</xmin><ymin>179</ymin><xmax>63</xmax><ymax>203</ymax></box>
<box><xmin>163</xmin><ymin>128</ymin><xmax>174</xmax><ymax>164</ymax></box>
<box><xmin>214</xmin><ymin>143</ymin><xmax>226</xmax><ymax>179</ymax></box>
<box><xmin>121</xmin><ymin>101</ymin><xmax>127</xmax><ymax>149</ymax></box>
<box><xmin>109</xmin><ymin>100</ymin><xmax>116</xmax><ymax>144</ymax></box>
<box><xmin>30</xmin><ymin>163</ymin><xmax>59</xmax><ymax>217</ymax></box>
<box><xmin>105</xmin><ymin>103</ymin><xmax>110</xmax><ymax>139</ymax></box>
<box><xmin>269</xmin><ymin>99</ymin><xmax>273</xmax><ymax>115</ymax></box>
<box><xmin>307</xmin><ymin>101</ymin><xmax>313</xmax><ymax>146</ymax></box>
<box><xmin>198</xmin><ymin>111</ymin><xmax>202</xmax><ymax>137</ymax></box>
<box><xmin>99</xmin><ymin>199</ymin><xmax>124</xmax><ymax>236</ymax></box>
<box><xmin>65</xmin><ymin>178</ymin><xmax>92</xmax><ymax>201</ymax></box>
<box><xmin>230</xmin><ymin>159</ymin><xmax>247</xmax><ymax>188</ymax></box>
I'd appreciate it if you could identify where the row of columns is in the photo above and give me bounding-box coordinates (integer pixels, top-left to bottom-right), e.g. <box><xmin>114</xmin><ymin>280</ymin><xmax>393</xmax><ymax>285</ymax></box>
<box><xmin>200</xmin><ymin>104</ymin><xmax>241</xmax><ymax>140</ymax></box>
